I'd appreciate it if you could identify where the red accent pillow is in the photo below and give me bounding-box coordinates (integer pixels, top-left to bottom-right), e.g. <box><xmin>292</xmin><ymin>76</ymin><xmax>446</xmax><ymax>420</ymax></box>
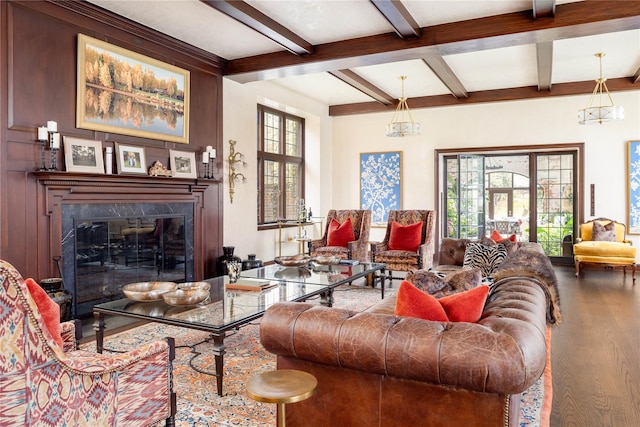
<box><xmin>490</xmin><ymin>230</ymin><xmax>517</xmax><ymax>243</ymax></box>
<box><xmin>394</xmin><ymin>280</ymin><xmax>448</xmax><ymax>321</ymax></box>
<box><xmin>25</xmin><ymin>278</ymin><xmax>63</xmax><ymax>348</ymax></box>
<box><xmin>439</xmin><ymin>285</ymin><xmax>490</xmax><ymax>322</ymax></box>
<box><xmin>326</xmin><ymin>217</ymin><xmax>355</xmax><ymax>247</ymax></box>
<box><xmin>394</xmin><ymin>280</ymin><xmax>489</xmax><ymax>323</ymax></box>
<box><xmin>388</xmin><ymin>221</ymin><xmax>423</xmax><ymax>252</ymax></box>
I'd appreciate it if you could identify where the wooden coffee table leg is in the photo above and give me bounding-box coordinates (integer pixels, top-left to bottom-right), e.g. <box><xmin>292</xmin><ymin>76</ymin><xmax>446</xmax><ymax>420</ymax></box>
<box><xmin>93</xmin><ymin>312</ymin><xmax>106</xmax><ymax>354</ymax></box>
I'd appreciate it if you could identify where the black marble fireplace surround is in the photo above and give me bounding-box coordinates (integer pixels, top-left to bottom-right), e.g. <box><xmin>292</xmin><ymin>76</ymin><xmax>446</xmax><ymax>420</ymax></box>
<box><xmin>62</xmin><ymin>202</ymin><xmax>195</xmax><ymax>318</ymax></box>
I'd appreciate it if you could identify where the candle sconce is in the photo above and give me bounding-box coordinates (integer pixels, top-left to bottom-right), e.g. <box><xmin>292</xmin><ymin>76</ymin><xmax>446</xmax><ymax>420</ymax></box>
<box><xmin>36</xmin><ymin>121</ymin><xmax>60</xmax><ymax>171</ymax></box>
<box><xmin>228</xmin><ymin>140</ymin><xmax>246</xmax><ymax>204</ymax></box>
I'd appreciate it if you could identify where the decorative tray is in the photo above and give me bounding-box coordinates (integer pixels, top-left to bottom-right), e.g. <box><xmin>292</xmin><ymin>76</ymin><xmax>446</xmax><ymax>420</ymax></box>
<box><xmin>274</xmin><ymin>255</ymin><xmax>313</xmax><ymax>267</ymax></box>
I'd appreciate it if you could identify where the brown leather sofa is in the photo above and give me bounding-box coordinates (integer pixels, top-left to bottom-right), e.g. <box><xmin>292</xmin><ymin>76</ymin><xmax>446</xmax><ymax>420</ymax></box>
<box><xmin>260</xmin><ymin>242</ymin><xmax>556</xmax><ymax>427</ymax></box>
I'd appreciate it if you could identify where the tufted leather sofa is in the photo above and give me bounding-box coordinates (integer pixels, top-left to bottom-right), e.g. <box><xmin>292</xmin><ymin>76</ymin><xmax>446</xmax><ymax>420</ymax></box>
<box><xmin>260</xmin><ymin>243</ymin><xmax>552</xmax><ymax>427</ymax></box>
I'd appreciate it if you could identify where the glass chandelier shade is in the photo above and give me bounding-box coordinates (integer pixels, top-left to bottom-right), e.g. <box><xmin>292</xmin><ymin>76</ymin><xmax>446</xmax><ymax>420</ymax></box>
<box><xmin>578</xmin><ymin>52</ymin><xmax>624</xmax><ymax>125</ymax></box>
<box><xmin>386</xmin><ymin>76</ymin><xmax>420</xmax><ymax>137</ymax></box>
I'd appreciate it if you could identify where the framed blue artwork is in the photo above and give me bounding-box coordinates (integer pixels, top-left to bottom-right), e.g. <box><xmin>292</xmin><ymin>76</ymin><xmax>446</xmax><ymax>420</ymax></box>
<box><xmin>628</xmin><ymin>141</ymin><xmax>640</xmax><ymax>234</ymax></box>
<box><xmin>360</xmin><ymin>151</ymin><xmax>402</xmax><ymax>225</ymax></box>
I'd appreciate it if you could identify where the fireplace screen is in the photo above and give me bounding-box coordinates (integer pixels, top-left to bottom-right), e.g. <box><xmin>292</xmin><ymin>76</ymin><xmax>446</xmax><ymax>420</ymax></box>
<box><xmin>74</xmin><ymin>216</ymin><xmax>187</xmax><ymax>317</ymax></box>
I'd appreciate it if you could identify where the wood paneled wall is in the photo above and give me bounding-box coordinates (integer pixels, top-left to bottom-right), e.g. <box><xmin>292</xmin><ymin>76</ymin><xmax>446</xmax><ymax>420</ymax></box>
<box><xmin>0</xmin><ymin>0</ymin><xmax>224</xmax><ymax>279</ymax></box>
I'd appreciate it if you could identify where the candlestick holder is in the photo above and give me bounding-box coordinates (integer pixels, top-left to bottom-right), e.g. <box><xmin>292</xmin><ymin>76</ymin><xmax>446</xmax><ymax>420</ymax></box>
<box><xmin>49</xmin><ymin>147</ymin><xmax>59</xmax><ymax>170</ymax></box>
<box><xmin>38</xmin><ymin>138</ymin><xmax>48</xmax><ymax>171</ymax></box>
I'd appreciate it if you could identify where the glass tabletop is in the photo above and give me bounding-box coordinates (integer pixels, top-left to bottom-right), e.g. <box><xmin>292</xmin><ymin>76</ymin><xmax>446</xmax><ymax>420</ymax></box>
<box><xmin>239</xmin><ymin>262</ymin><xmax>385</xmax><ymax>287</ymax></box>
<box><xmin>93</xmin><ymin>276</ymin><xmax>327</xmax><ymax>332</ymax></box>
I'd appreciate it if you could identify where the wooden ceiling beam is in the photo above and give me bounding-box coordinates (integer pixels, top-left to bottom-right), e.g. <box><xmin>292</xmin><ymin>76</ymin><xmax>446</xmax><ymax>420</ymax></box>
<box><xmin>328</xmin><ymin>77</ymin><xmax>636</xmax><ymax>116</ymax></box>
<box><xmin>422</xmin><ymin>56</ymin><xmax>468</xmax><ymax>99</ymax></box>
<box><xmin>328</xmin><ymin>70</ymin><xmax>395</xmax><ymax>105</ymax></box>
<box><xmin>370</xmin><ymin>0</ymin><xmax>421</xmax><ymax>39</ymax></box>
<box><xmin>225</xmin><ymin>2</ymin><xmax>640</xmax><ymax>82</ymax></box>
<box><xmin>536</xmin><ymin>41</ymin><xmax>553</xmax><ymax>91</ymax></box>
<box><xmin>200</xmin><ymin>0</ymin><xmax>313</xmax><ymax>55</ymax></box>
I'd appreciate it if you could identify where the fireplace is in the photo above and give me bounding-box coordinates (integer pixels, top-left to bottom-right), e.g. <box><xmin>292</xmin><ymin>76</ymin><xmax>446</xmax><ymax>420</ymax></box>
<box><xmin>62</xmin><ymin>202</ymin><xmax>195</xmax><ymax>318</ymax></box>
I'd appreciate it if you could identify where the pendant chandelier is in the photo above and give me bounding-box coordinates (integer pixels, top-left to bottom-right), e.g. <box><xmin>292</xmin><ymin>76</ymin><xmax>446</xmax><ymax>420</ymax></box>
<box><xmin>385</xmin><ymin>76</ymin><xmax>420</xmax><ymax>137</ymax></box>
<box><xmin>578</xmin><ymin>52</ymin><xmax>624</xmax><ymax>125</ymax></box>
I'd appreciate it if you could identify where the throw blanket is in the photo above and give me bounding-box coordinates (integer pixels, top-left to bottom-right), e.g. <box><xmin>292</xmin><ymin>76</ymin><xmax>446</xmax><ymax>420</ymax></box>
<box><xmin>492</xmin><ymin>242</ymin><xmax>562</xmax><ymax>325</ymax></box>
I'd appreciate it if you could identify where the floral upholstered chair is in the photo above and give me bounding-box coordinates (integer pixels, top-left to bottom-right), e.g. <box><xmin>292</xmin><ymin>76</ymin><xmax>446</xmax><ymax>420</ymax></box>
<box><xmin>371</xmin><ymin>210</ymin><xmax>437</xmax><ymax>281</ymax></box>
<box><xmin>308</xmin><ymin>210</ymin><xmax>372</xmax><ymax>262</ymax></box>
<box><xmin>0</xmin><ymin>259</ymin><xmax>176</xmax><ymax>426</ymax></box>
<box><xmin>573</xmin><ymin>218</ymin><xmax>636</xmax><ymax>282</ymax></box>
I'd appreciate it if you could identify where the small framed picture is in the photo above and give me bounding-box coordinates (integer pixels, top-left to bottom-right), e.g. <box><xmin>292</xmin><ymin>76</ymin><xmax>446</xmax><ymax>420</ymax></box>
<box><xmin>115</xmin><ymin>143</ymin><xmax>147</xmax><ymax>174</ymax></box>
<box><xmin>63</xmin><ymin>137</ymin><xmax>105</xmax><ymax>174</ymax></box>
<box><xmin>170</xmin><ymin>149</ymin><xmax>197</xmax><ymax>178</ymax></box>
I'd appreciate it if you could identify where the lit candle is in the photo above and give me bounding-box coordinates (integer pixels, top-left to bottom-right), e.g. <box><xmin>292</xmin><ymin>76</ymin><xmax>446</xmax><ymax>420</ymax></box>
<box><xmin>50</xmin><ymin>133</ymin><xmax>60</xmax><ymax>149</ymax></box>
<box><xmin>209</xmin><ymin>148</ymin><xmax>216</xmax><ymax>159</ymax></box>
<box><xmin>46</xmin><ymin>121</ymin><xmax>57</xmax><ymax>132</ymax></box>
<box><xmin>202</xmin><ymin>152</ymin><xmax>209</xmax><ymax>163</ymax></box>
<box><xmin>37</xmin><ymin>126</ymin><xmax>48</xmax><ymax>141</ymax></box>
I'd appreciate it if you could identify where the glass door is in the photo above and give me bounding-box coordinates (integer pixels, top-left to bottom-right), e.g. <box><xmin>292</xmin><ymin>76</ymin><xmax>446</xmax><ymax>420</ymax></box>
<box><xmin>458</xmin><ymin>155</ymin><xmax>485</xmax><ymax>239</ymax></box>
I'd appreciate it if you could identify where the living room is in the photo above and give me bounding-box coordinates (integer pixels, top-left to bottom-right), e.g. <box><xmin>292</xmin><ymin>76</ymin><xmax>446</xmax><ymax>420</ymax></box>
<box><xmin>1</xmin><ymin>1</ymin><xmax>639</xmax><ymax>426</ymax></box>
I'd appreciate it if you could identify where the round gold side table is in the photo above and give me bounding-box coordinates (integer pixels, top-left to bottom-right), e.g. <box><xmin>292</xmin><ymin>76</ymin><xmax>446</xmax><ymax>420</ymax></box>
<box><xmin>246</xmin><ymin>369</ymin><xmax>317</xmax><ymax>427</ymax></box>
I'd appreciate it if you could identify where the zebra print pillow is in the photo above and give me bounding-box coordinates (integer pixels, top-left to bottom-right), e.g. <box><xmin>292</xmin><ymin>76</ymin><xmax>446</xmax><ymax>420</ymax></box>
<box><xmin>462</xmin><ymin>242</ymin><xmax>508</xmax><ymax>277</ymax></box>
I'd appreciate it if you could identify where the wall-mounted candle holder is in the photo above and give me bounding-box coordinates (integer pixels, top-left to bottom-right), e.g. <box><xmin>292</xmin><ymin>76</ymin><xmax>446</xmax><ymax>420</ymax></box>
<box><xmin>228</xmin><ymin>139</ymin><xmax>246</xmax><ymax>203</ymax></box>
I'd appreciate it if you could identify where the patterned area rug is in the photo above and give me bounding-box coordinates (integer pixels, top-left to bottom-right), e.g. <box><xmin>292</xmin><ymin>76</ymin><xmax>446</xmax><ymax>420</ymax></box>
<box><xmin>80</xmin><ymin>284</ymin><xmax>549</xmax><ymax>427</ymax></box>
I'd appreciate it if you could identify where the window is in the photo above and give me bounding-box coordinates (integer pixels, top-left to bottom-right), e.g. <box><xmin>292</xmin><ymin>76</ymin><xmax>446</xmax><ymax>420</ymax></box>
<box><xmin>257</xmin><ymin>105</ymin><xmax>305</xmax><ymax>225</ymax></box>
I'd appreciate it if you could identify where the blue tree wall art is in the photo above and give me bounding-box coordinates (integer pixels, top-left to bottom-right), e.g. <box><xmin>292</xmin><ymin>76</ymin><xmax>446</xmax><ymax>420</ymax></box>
<box><xmin>360</xmin><ymin>151</ymin><xmax>402</xmax><ymax>225</ymax></box>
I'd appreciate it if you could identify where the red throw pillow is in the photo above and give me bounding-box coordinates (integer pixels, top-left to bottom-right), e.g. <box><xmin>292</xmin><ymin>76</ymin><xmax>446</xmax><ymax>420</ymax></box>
<box><xmin>490</xmin><ymin>229</ymin><xmax>517</xmax><ymax>243</ymax></box>
<box><xmin>439</xmin><ymin>285</ymin><xmax>490</xmax><ymax>322</ymax></box>
<box><xmin>326</xmin><ymin>217</ymin><xmax>355</xmax><ymax>247</ymax></box>
<box><xmin>394</xmin><ymin>280</ymin><xmax>489</xmax><ymax>323</ymax></box>
<box><xmin>388</xmin><ymin>221</ymin><xmax>423</xmax><ymax>252</ymax></box>
<box><xmin>394</xmin><ymin>281</ymin><xmax>448</xmax><ymax>322</ymax></box>
<box><xmin>25</xmin><ymin>278</ymin><xmax>63</xmax><ymax>348</ymax></box>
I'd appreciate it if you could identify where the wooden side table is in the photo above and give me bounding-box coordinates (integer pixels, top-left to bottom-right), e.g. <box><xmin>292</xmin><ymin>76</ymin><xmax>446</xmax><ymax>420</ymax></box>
<box><xmin>246</xmin><ymin>369</ymin><xmax>317</xmax><ymax>427</ymax></box>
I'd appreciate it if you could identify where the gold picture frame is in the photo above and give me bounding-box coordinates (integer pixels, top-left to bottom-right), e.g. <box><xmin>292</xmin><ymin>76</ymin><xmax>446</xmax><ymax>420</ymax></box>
<box><xmin>169</xmin><ymin>149</ymin><xmax>197</xmax><ymax>179</ymax></box>
<box><xmin>115</xmin><ymin>143</ymin><xmax>147</xmax><ymax>175</ymax></box>
<box><xmin>76</xmin><ymin>34</ymin><xmax>190</xmax><ymax>144</ymax></box>
<box><xmin>63</xmin><ymin>136</ymin><xmax>105</xmax><ymax>174</ymax></box>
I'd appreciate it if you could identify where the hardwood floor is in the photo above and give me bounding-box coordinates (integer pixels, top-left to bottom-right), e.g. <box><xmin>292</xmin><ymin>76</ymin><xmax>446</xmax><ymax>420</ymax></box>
<box><xmin>551</xmin><ymin>265</ymin><xmax>640</xmax><ymax>426</ymax></box>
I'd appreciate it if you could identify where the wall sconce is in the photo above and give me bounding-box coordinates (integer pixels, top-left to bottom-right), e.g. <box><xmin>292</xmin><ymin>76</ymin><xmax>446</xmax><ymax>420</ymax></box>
<box><xmin>36</xmin><ymin>120</ymin><xmax>60</xmax><ymax>171</ymax></box>
<box><xmin>228</xmin><ymin>140</ymin><xmax>246</xmax><ymax>203</ymax></box>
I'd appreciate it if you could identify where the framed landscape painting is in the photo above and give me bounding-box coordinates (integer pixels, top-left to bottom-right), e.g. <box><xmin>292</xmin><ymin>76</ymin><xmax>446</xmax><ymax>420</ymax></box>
<box><xmin>628</xmin><ymin>141</ymin><xmax>640</xmax><ymax>234</ymax></box>
<box><xmin>76</xmin><ymin>34</ymin><xmax>190</xmax><ymax>144</ymax></box>
<box><xmin>360</xmin><ymin>151</ymin><xmax>402</xmax><ymax>226</ymax></box>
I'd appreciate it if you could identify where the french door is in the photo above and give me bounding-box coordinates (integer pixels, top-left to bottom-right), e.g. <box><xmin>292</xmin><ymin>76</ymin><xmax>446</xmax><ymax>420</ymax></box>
<box><xmin>442</xmin><ymin>150</ymin><xmax>579</xmax><ymax>263</ymax></box>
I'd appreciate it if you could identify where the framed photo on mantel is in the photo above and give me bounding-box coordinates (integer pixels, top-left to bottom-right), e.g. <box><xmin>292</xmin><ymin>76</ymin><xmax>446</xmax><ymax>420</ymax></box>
<box><xmin>115</xmin><ymin>143</ymin><xmax>147</xmax><ymax>175</ymax></box>
<box><xmin>63</xmin><ymin>136</ymin><xmax>105</xmax><ymax>174</ymax></box>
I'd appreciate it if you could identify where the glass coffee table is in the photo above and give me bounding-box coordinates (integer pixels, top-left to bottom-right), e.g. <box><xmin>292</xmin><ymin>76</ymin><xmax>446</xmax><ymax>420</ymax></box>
<box><xmin>239</xmin><ymin>262</ymin><xmax>387</xmax><ymax>306</ymax></box>
<box><xmin>93</xmin><ymin>276</ymin><xmax>328</xmax><ymax>396</ymax></box>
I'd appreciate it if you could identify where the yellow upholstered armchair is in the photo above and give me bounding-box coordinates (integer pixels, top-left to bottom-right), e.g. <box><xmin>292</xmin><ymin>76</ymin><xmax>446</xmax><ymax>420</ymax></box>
<box><xmin>308</xmin><ymin>209</ymin><xmax>371</xmax><ymax>262</ymax></box>
<box><xmin>573</xmin><ymin>218</ymin><xmax>636</xmax><ymax>282</ymax></box>
<box><xmin>0</xmin><ymin>259</ymin><xmax>176</xmax><ymax>426</ymax></box>
<box><xmin>371</xmin><ymin>210</ymin><xmax>436</xmax><ymax>281</ymax></box>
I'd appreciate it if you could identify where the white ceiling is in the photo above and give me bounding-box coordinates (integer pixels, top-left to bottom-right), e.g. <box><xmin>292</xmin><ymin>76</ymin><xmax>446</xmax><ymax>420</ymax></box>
<box><xmin>87</xmin><ymin>0</ymin><xmax>640</xmax><ymax>108</ymax></box>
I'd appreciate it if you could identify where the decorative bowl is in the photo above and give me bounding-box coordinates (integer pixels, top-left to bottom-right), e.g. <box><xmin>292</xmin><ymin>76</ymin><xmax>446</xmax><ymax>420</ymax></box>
<box><xmin>162</xmin><ymin>282</ymin><xmax>211</xmax><ymax>306</ymax></box>
<box><xmin>312</xmin><ymin>256</ymin><xmax>342</xmax><ymax>265</ymax></box>
<box><xmin>123</xmin><ymin>282</ymin><xmax>177</xmax><ymax>302</ymax></box>
<box><xmin>274</xmin><ymin>255</ymin><xmax>312</xmax><ymax>267</ymax></box>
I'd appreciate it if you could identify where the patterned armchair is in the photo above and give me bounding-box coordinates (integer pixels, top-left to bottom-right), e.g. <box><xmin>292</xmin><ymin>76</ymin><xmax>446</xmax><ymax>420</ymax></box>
<box><xmin>308</xmin><ymin>210</ymin><xmax>372</xmax><ymax>262</ymax></box>
<box><xmin>573</xmin><ymin>218</ymin><xmax>636</xmax><ymax>282</ymax></box>
<box><xmin>0</xmin><ymin>259</ymin><xmax>176</xmax><ymax>426</ymax></box>
<box><xmin>371</xmin><ymin>210</ymin><xmax>436</xmax><ymax>280</ymax></box>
